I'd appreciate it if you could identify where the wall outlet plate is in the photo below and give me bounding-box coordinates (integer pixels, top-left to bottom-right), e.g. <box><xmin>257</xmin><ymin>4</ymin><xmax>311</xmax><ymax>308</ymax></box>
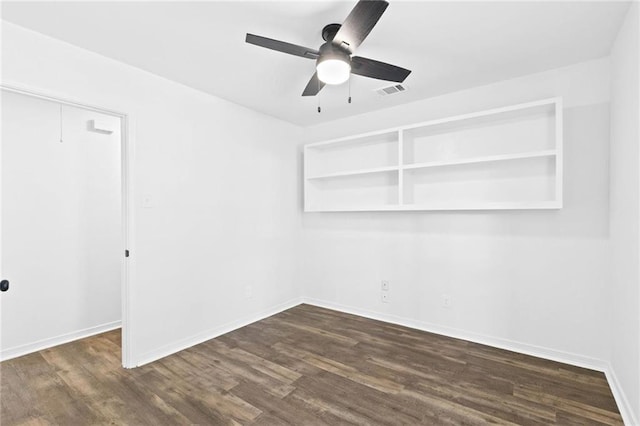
<box><xmin>381</xmin><ymin>280</ymin><xmax>390</xmax><ymax>291</ymax></box>
<box><xmin>442</xmin><ymin>294</ymin><xmax>452</xmax><ymax>309</ymax></box>
<box><xmin>381</xmin><ymin>293</ymin><xmax>390</xmax><ymax>303</ymax></box>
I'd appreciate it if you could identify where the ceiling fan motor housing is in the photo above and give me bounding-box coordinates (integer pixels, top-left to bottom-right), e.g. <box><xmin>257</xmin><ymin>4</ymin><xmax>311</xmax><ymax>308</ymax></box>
<box><xmin>317</xmin><ymin>42</ymin><xmax>351</xmax><ymax>67</ymax></box>
<box><xmin>322</xmin><ymin>23</ymin><xmax>342</xmax><ymax>41</ymax></box>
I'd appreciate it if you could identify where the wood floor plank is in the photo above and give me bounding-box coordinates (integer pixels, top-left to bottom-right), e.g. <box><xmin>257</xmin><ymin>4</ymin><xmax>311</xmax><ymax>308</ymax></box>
<box><xmin>514</xmin><ymin>384</ymin><xmax>623</xmax><ymax>425</ymax></box>
<box><xmin>292</xmin><ymin>370</ymin><xmax>436</xmax><ymax>424</ymax></box>
<box><xmin>229</xmin><ymin>381</ymin><xmax>332</xmax><ymax>425</ymax></box>
<box><xmin>0</xmin><ymin>304</ymin><xmax>623</xmax><ymax>425</ymax></box>
<box><xmin>0</xmin><ymin>363</ymin><xmax>46</xmax><ymax>424</ymax></box>
<box><xmin>272</xmin><ymin>342</ymin><xmax>406</xmax><ymax>394</ymax></box>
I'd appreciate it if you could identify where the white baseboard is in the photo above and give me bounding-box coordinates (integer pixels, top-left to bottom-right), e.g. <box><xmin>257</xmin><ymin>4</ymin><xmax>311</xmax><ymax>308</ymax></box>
<box><xmin>302</xmin><ymin>297</ymin><xmax>640</xmax><ymax>425</ymax></box>
<box><xmin>134</xmin><ymin>297</ymin><xmax>304</xmax><ymax>367</ymax></box>
<box><xmin>605</xmin><ymin>364</ymin><xmax>639</xmax><ymax>426</ymax></box>
<box><xmin>0</xmin><ymin>320</ymin><xmax>122</xmax><ymax>362</ymax></box>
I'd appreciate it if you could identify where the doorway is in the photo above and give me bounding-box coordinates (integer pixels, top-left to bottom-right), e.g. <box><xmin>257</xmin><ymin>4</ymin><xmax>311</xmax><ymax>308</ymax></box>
<box><xmin>0</xmin><ymin>85</ymin><xmax>132</xmax><ymax>367</ymax></box>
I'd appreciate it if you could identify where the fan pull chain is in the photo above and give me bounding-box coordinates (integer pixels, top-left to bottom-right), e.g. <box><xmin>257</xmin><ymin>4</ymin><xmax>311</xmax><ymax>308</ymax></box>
<box><xmin>317</xmin><ymin>77</ymin><xmax>321</xmax><ymax>113</ymax></box>
<box><xmin>59</xmin><ymin>104</ymin><xmax>64</xmax><ymax>143</ymax></box>
<box><xmin>348</xmin><ymin>75</ymin><xmax>352</xmax><ymax>104</ymax></box>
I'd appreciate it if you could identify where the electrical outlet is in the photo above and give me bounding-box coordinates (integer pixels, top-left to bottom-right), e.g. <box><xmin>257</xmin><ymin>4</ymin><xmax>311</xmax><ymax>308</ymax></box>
<box><xmin>442</xmin><ymin>294</ymin><xmax>452</xmax><ymax>309</ymax></box>
<box><xmin>142</xmin><ymin>194</ymin><xmax>154</xmax><ymax>209</ymax></box>
<box><xmin>381</xmin><ymin>280</ymin><xmax>390</xmax><ymax>291</ymax></box>
<box><xmin>381</xmin><ymin>293</ymin><xmax>390</xmax><ymax>303</ymax></box>
<box><xmin>244</xmin><ymin>285</ymin><xmax>253</xmax><ymax>299</ymax></box>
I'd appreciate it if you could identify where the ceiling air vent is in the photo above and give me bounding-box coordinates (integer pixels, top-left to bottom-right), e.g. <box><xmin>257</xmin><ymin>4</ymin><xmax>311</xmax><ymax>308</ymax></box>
<box><xmin>376</xmin><ymin>84</ymin><xmax>407</xmax><ymax>96</ymax></box>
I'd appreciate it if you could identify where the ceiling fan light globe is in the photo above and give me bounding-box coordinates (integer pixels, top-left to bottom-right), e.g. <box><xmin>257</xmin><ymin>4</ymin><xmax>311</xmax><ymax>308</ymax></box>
<box><xmin>317</xmin><ymin>59</ymin><xmax>351</xmax><ymax>85</ymax></box>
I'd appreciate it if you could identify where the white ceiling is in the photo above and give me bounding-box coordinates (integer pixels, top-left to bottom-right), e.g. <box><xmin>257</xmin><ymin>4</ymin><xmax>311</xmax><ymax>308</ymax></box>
<box><xmin>1</xmin><ymin>1</ymin><xmax>630</xmax><ymax>127</ymax></box>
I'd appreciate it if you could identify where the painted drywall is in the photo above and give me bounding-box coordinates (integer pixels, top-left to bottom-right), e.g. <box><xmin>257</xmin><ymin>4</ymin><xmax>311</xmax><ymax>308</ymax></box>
<box><xmin>1</xmin><ymin>21</ymin><xmax>303</xmax><ymax>366</ymax></box>
<box><xmin>299</xmin><ymin>58</ymin><xmax>612</xmax><ymax>368</ymax></box>
<box><xmin>1</xmin><ymin>91</ymin><xmax>121</xmax><ymax>360</ymax></box>
<box><xmin>609</xmin><ymin>3</ymin><xmax>640</xmax><ymax>424</ymax></box>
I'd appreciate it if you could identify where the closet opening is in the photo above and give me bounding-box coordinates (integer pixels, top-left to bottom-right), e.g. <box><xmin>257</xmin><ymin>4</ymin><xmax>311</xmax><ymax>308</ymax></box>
<box><xmin>0</xmin><ymin>85</ymin><xmax>133</xmax><ymax>368</ymax></box>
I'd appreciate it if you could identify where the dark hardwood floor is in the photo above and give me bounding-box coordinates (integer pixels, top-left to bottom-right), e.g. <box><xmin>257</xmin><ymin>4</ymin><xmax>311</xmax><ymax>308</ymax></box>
<box><xmin>1</xmin><ymin>304</ymin><xmax>623</xmax><ymax>425</ymax></box>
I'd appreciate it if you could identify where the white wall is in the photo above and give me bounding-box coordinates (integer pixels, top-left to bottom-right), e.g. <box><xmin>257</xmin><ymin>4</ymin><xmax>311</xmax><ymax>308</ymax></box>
<box><xmin>609</xmin><ymin>3</ymin><xmax>640</xmax><ymax>424</ymax></box>
<box><xmin>299</xmin><ymin>58</ymin><xmax>612</xmax><ymax>368</ymax></box>
<box><xmin>1</xmin><ymin>21</ymin><xmax>303</xmax><ymax>366</ymax></box>
<box><xmin>1</xmin><ymin>91</ymin><xmax>121</xmax><ymax>359</ymax></box>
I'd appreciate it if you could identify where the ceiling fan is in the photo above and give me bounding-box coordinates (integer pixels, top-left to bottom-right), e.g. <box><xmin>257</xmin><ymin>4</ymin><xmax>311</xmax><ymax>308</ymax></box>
<box><xmin>245</xmin><ymin>0</ymin><xmax>411</xmax><ymax>97</ymax></box>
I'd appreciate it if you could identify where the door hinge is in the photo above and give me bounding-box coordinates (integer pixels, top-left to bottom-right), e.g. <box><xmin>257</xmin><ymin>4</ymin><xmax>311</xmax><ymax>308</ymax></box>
<box><xmin>125</xmin><ymin>250</ymin><xmax>130</xmax><ymax>258</ymax></box>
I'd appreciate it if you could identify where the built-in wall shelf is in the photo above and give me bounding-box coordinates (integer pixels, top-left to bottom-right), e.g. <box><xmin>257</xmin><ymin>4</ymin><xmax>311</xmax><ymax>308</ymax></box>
<box><xmin>306</xmin><ymin>165</ymin><xmax>400</xmax><ymax>180</ymax></box>
<box><xmin>402</xmin><ymin>149</ymin><xmax>557</xmax><ymax>171</ymax></box>
<box><xmin>304</xmin><ymin>97</ymin><xmax>563</xmax><ymax>212</ymax></box>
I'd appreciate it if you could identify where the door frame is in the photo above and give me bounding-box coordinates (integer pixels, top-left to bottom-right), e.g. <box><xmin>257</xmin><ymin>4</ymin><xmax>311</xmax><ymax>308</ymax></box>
<box><xmin>0</xmin><ymin>82</ymin><xmax>135</xmax><ymax>368</ymax></box>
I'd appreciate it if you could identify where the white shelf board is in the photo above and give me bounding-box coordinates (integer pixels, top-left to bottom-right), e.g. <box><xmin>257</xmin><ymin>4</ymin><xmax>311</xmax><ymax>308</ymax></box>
<box><xmin>305</xmin><ymin>129</ymin><xmax>398</xmax><ymax>149</ymax></box>
<box><xmin>305</xmin><ymin>201</ymin><xmax>561</xmax><ymax>212</ymax></box>
<box><xmin>399</xmin><ymin>201</ymin><xmax>562</xmax><ymax>211</ymax></box>
<box><xmin>401</xmin><ymin>97</ymin><xmax>559</xmax><ymax>133</ymax></box>
<box><xmin>403</xmin><ymin>149</ymin><xmax>557</xmax><ymax>171</ymax></box>
<box><xmin>306</xmin><ymin>165</ymin><xmax>399</xmax><ymax>180</ymax></box>
<box><xmin>305</xmin><ymin>205</ymin><xmax>402</xmax><ymax>212</ymax></box>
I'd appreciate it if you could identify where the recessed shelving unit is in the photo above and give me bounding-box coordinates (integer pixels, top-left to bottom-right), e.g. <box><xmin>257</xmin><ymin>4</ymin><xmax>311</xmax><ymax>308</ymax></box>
<box><xmin>304</xmin><ymin>97</ymin><xmax>562</xmax><ymax>212</ymax></box>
